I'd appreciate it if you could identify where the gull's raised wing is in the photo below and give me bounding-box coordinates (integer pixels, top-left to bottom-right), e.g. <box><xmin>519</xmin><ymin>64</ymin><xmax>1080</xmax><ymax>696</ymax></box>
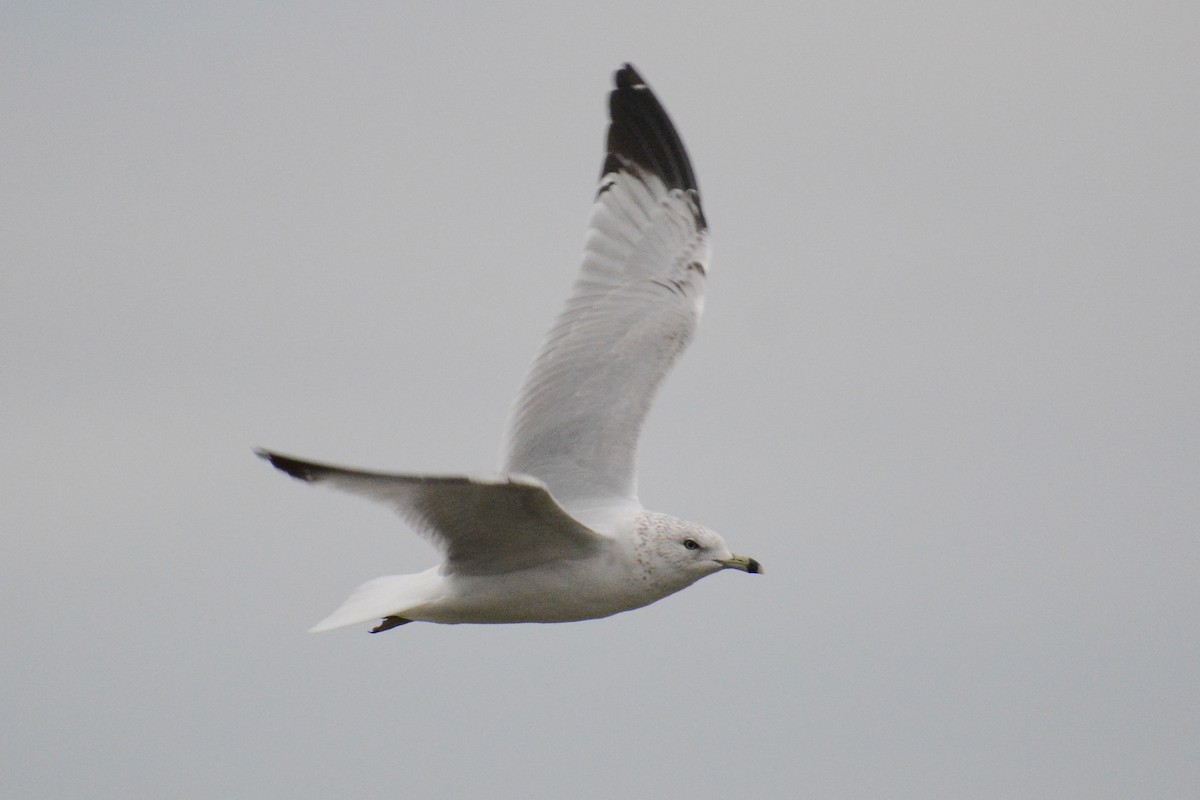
<box><xmin>503</xmin><ymin>64</ymin><xmax>710</xmax><ymax>517</ymax></box>
<box><xmin>257</xmin><ymin>450</ymin><xmax>604</xmax><ymax>575</ymax></box>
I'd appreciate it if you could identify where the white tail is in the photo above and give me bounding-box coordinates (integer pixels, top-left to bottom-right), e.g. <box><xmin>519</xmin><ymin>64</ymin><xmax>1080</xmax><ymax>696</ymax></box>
<box><xmin>309</xmin><ymin>568</ymin><xmax>442</xmax><ymax>633</ymax></box>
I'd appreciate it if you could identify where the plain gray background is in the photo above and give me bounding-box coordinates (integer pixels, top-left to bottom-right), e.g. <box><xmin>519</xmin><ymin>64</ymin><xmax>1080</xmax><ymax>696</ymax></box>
<box><xmin>4</xmin><ymin>2</ymin><xmax>1197</xmax><ymax>798</ymax></box>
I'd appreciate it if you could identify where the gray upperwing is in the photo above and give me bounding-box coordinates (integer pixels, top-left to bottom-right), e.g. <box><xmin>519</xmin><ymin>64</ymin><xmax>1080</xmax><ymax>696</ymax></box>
<box><xmin>501</xmin><ymin>64</ymin><xmax>710</xmax><ymax>513</ymax></box>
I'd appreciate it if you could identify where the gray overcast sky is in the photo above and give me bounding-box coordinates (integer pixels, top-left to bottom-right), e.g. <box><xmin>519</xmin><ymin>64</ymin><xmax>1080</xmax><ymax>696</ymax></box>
<box><xmin>3</xmin><ymin>2</ymin><xmax>1198</xmax><ymax>798</ymax></box>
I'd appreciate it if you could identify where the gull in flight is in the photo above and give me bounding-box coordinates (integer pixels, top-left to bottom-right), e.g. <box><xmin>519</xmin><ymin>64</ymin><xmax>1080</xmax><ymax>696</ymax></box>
<box><xmin>259</xmin><ymin>64</ymin><xmax>761</xmax><ymax>633</ymax></box>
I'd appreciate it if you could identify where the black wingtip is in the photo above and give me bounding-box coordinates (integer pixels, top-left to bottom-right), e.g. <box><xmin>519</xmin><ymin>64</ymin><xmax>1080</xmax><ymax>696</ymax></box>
<box><xmin>615</xmin><ymin>62</ymin><xmax>646</xmax><ymax>89</ymax></box>
<box><xmin>369</xmin><ymin>616</ymin><xmax>413</xmax><ymax>634</ymax></box>
<box><xmin>604</xmin><ymin>63</ymin><xmax>702</xmax><ymax>204</ymax></box>
<box><xmin>255</xmin><ymin>448</ymin><xmax>323</xmax><ymax>482</ymax></box>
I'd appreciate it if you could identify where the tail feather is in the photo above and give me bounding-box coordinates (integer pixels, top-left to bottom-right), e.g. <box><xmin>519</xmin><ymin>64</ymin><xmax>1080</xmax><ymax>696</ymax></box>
<box><xmin>309</xmin><ymin>569</ymin><xmax>442</xmax><ymax>633</ymax></box>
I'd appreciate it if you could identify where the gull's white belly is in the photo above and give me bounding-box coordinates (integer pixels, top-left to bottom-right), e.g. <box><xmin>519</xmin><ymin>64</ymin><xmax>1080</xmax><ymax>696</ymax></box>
<box><xmin>407</xmin><ymin>554</ymin><xmax>667</xmax><ymax>624</ymax></box>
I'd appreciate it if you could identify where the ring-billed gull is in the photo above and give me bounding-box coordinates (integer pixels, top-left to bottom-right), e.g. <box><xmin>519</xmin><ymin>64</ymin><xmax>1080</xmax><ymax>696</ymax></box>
<box><xmin>259</xmin><ymin>64</ymin><xmax>761</xmax><ymax>633</ymax></box>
